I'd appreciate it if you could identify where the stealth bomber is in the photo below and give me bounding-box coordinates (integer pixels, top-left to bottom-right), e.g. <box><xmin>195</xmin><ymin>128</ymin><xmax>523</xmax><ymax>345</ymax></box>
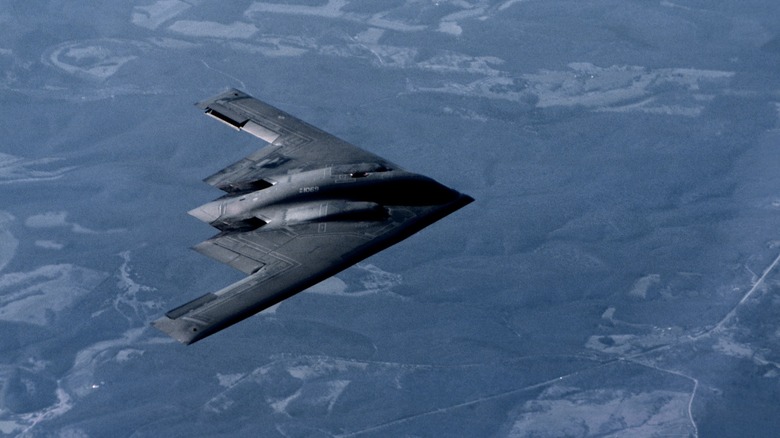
<box><xmin>153</xmin><ymin>89</ymin><xmax>473</xmax><ymax>345</ymax></box>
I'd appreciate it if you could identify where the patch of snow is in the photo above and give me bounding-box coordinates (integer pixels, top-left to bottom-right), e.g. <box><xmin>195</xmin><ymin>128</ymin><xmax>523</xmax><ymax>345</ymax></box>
<box><xmin>442</xmin><ymin>105</ymin><xmax>488</xmax><ymax>122</ymax></box>
<box><xmin>524</xmin><ymin>63</ymin><xmax>733</xmax><ymax>115</ymax></box>
<box><xmin>66</xmin><ymin>327</ymin><xmax>147</xmax><ymax>397</ymax></box>
<box><xmin>367</xmin><ymin>15</ymin><xmax>427</xmax><ymax>32</ymax></box>
<box><xmin>244</xmin><ymin>0</ymin><xmax>348</xmax><ymax>19</ymax></box>
<box><xmin>319</xmin><ymin>380</ymin><xmax>350</xmax><ymax>414</ymax></box>
<box><xmin>147</xmin><ymin>37</ymin><xmax>201</xmax><ymax>49</ymax></box>
<box><xmin>438</xmin><ymin>21</ymin><xmax>462</xmax><ymax>36</ymax></box>
<box><xmin>115</xmin><ymin>349</ymin><xmax>144</xmax><ymax>363</ymax></box>
<box><xmin>0</xmin><ymin>264</ymin><xmax>107</xmax><ymax>326</ymax></box>
<box><xmin>113</xmin><ymin>251</ymin><xmax>161</xmax><ymax>324</ymax></box>
<box><xmin>270</xmin><ymin>387</ymin><xmax>302</xmax><ymax>415</ymax></box>
<box><xmin>0</xmin><ymin>421</ymin><xmax>23</xmax><ymax>435</ymax></box>
<box><xmin>25</xmin><ymin>211</ymin><xmax>69</xmax><ymax>228</ymax></box>
<box><xmin>168</xmin><ymin>20</ymin><xmax>258</xmax><ymax>39</ymax></box>
<box><xmin>45</xmin><ymin>39</ymin><xmax>140</xmax><ymax>80</ymax></box>
<box><xmin>245</xmin><ymin>1</ymin><xmax>429</xmax><ymax>33</ymax></box>
<box><xmin>419</xmin><ymin>53</ymin><xmax>504</xmax><ymax>76</ymax></box>
<box><xmin>228</xmin><ymin>39</ymin><xmax>310</xmax><ymax>57</ymax></box>
<box><xmin>628</xmin><ymin>274</ymin><xmax>661</xmax><ymax>299</ymax></box>
<box><xmin>305</xmin><ymin>264</ymin><xmax>402</xmax><ymax>297</ymax></box>
<box><xmin>131</xmin><ymin>0</ymin><xmax>191</xmax><ymax>30</ymax></box>
<box><xmin>0</xmin><ymin>153</ymin><xmax>75</xmax><ymax>184</ymax></box>
<box><xmin>287</xmin><ymin>357</ymin><xmax>367</xmax><ymax>380</ymax></box>
<box><xmin>17</xmin><ymin>389</ymin><xmax>74</xmax><ymax>435</ymax></box>
<box><xmin>508</xmin><ymin>387</ymin><xmax>695</xmax><ymax>437</ymax></box>
<box><xmin>354</xmin><ymin>28</ymin><xmax>385</xmax><ymax>45</ymax></box>
<box><xmin>25</xmin><ymin>211</ymin><xmax>124</xmax><ymax>234</ymax></box>
<box><xmin>499</xmin><ymin>0</ymin><xmax>528</xmax><ymax>11</ymax></box>
<box><xmin>34</xmin><ymin>240</ymin><xmax>64</xmax><ymax>250</ymax></box>
<box><xmin>217</xmin><ymin>373</ymin><xmax>246</xmax><ymax>388</ymax></box>
<box><xmin>0</xmin><ymin>211</ymin><xmax>17</xmax><ymax>273</ymax></box>
<box><xmin>269</xmin><ymin>380</ymin><xmax>351</xmax><ymax>416</ymax></box>
<box><xmin>411</xmin><ymin>63</ymin><xmax>734</xmax><ymax>116</ymax></box>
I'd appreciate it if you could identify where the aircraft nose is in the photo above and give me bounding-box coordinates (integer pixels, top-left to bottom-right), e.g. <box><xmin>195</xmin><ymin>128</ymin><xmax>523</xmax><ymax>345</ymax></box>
<box><xmin>188</xmin><ymin>201</ymin><xmax>223</xmax><ymax>223</ymax></box>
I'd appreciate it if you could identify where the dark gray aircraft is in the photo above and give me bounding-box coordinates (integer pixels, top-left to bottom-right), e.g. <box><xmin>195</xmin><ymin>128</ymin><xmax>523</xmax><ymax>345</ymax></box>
<box><xmin>152</xmin><ymin>89</ymin><xmax>473</xmax><ymax>345</ymax></box>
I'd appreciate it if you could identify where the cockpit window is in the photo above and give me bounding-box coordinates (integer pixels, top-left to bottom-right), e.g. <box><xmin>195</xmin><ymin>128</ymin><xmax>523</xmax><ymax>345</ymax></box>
<box><xmin>334</xmin><ymin>163</ymin><xmax>391</xmax><ymax>177</ymax></box>
<box><xmin>348</xmin><ymin>175</ymin><xmax>458</xmax><ymax>206</ymax></box>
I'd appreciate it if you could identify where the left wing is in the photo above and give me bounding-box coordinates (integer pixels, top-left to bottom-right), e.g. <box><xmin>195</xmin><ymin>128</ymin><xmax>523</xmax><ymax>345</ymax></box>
<box><xmin>196</xmin><ymin>89</ymin><xmax>398</xmax><ymax>194</ymax></box>
<box><xmin>152</xmin><ymin>199</ymin><xmax>471</xmax><ymax>345</ymax></box>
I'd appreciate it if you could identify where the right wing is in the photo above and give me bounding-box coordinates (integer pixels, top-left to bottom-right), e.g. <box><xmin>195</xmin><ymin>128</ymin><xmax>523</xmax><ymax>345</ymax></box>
<box><xmin>197</xmin><ymin>89</ymin><xmax>398</xmax><ymax>193</ymax></box>
<box><xmin>151</xmin><ymin>196</ymin><xmax>472</xmax><ymax>345</ymax></box>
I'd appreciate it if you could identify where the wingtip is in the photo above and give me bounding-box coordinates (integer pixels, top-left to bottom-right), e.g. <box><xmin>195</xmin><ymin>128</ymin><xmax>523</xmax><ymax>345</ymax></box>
<box><xmin>151</xmin><ymin>316</ymin><xmax>201</xmax><ymax>345</ymax></box>
<box><xmin>195</xmin><ymin>88</ymin><xmax>249</xmax><ymax>110</ymax></box>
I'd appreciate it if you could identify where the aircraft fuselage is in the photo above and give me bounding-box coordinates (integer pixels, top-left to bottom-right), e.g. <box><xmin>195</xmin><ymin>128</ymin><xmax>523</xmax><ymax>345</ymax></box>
<box><xmin>188</xmin><ymin>166</ymin><xmax>459</xmax><ymax>232</ymax></box>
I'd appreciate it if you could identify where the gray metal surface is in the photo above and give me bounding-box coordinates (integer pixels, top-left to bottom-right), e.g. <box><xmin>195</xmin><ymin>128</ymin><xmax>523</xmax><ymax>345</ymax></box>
<box><xmin>152</xmin><ymin>89</ymin><xmax>473</xmax><ymax>345</ymax></box>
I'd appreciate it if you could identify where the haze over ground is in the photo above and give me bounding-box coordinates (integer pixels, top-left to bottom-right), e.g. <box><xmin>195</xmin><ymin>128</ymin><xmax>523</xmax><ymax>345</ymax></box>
<box><xmin>1</xmin><ymin>1</ymin><xmax>779</xmax><ymax>436</ymax></box>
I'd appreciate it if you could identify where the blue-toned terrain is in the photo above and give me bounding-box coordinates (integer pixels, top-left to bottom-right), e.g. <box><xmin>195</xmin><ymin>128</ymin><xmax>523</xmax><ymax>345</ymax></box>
<box><xmin>1</xmin><ymin>1</ymin><xmax>779</xmax><ymax>436</ymax></box>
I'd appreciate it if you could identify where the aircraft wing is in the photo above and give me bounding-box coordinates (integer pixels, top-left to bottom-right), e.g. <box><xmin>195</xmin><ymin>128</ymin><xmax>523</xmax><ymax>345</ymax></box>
<box><xmin>152</xmin><ymin>199</ymin><xmax>471</xmax><ymax>345</ymax></box>
<box><xmin>196</xmin><ymin>88</ymin><xmax>398</xmax><ymax>193</ymax></box>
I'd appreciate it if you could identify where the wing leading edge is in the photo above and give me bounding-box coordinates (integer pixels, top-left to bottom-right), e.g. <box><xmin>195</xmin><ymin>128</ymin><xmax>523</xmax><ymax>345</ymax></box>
<box><xmin>152</xmin><ymin>89</ymin><xmax>473</xmax><ymax>345</ymax></box>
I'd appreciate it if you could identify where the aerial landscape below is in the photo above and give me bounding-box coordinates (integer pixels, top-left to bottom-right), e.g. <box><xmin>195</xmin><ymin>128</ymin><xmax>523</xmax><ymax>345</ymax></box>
<box><xmin>0</xmin><ymin>0</ymin><xmax>779</xmax><ymax>436</ymax></box>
